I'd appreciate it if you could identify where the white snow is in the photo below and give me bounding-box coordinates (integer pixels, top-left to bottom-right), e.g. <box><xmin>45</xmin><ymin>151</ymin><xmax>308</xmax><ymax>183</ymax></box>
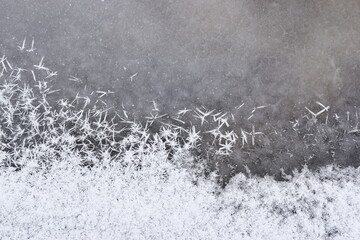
<box><xmin>1</xmin><ymin>157</ymin><xmax>359</xmax><ymax>239</ymax></box>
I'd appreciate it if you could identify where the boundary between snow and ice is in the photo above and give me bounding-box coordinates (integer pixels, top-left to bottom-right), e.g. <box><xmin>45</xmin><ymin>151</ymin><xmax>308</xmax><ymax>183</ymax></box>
<box><xmin>1</xmin><ymin>43</ymin><xmax>360</xmax><ymax>239</ymax></box>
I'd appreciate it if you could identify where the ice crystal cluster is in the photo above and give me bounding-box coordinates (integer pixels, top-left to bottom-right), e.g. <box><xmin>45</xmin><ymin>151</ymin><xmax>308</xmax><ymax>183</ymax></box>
<box><xmin>0</xmin><ymin>49</ymin><xmax>360</xmax><ymax>239</ymax></box>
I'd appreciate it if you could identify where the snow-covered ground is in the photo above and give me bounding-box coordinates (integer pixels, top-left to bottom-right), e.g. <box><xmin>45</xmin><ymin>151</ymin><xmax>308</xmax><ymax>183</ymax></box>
<box><xmin>1</xmin><ymin>158</ymin><xmax>359</xmax><ymax>239</ymax></box>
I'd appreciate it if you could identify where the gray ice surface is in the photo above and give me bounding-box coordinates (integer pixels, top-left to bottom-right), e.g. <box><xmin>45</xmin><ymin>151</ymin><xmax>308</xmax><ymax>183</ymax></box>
<box><xmin>1</xmin><ymin>0</ymin><xmax>359</xmax><ymax>118</ymax></box>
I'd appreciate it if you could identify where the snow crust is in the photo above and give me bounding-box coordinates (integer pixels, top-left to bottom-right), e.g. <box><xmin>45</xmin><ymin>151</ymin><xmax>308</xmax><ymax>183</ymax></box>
<box><xmin>1</xmin><ymin>157</ymin><xmax>359</xmax><ymax>240</ymax></box>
